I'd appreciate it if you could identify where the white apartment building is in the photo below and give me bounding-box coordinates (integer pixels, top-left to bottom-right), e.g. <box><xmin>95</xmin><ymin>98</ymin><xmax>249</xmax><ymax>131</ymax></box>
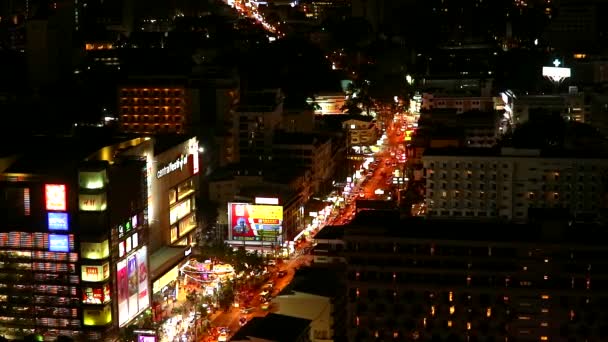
<box><xmin>421</xmin><ymin>93</ymin><xmax>496</xmax><ymax>113</ymax></box>
<box><xmin>513</xmin><ymin>92</ymin><xmax>589</xmax><ymax>124</ymax></box>
<box><xmin>422</xmin><ymin>147</ymin><xmax>608</xmax><ymax>222</ymax></box>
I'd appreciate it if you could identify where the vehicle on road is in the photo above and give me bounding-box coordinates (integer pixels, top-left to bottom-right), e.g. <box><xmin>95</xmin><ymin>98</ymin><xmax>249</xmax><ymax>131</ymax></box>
<box><xmin>277</xmin><ymin>270</ymin><xmax>287</xmax><ymax>278</ymax></box>
<box><xmin>239</xmin><ymin>316</ymin><xmax>247</xmax><ymax>326</ymax></box>
<box><xmin>240</xmin><ymin>307</ymin><xmax>255</xmax><ymax>314</ymax></box>
<box><xmin>261</xmin><ymin>301</ymin><xmax>271</xmax><ymax>310</ymax></box>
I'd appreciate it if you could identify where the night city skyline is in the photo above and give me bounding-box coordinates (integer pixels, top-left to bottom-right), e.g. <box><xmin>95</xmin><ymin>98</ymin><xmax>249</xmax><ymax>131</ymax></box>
<box><xmin>0</xmin><ymin>0</ymin><xmax>608</xmax><ymax>341</ymax></box>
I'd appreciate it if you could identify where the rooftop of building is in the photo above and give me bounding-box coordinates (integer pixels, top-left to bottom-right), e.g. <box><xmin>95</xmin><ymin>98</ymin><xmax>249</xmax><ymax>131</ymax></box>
<box><xmin>0</xmin><ymin>129</ymin><xmax>196</xmax><ymax>175</ymax></box>
<box><xmin>279</xmin><ymin>267</ymin><xmax>342</xmax><ymax>298</ymax></box>
<box><xmin>313</xmin><ymin>225</ymin><xmax>344</xmax><ymax>240</ymax></box>
<box><xmin>238</xmin><ymin>184</ymin><xmax>300</xmax><ymax>206</ymax></box>
<box><xmin>0</xmin><ymin>132</ymin><xmax>144</xmax><ymax>175</ymax></box>
<box><xmin>209</xmin><ymin>161</ymin><xmax>308</xmax><ymax>184</ymax></box>
<box><xmin>231</xmin><ymin>313</ymin><xmax>311</xmax><ymax>342</ymax></box>
<box><xmin>339</xmin><ymin>210</ymin><xmax>608</xmax><ymax>246</ymax></box>
<box><xmin>273</xmin><ymin>131</ymin><xmax>331</xmax><ymax>146</ymax></box>
<box><xmin>236</xmin><ymin>90</ymin><xmax>282</xmax><ymax>112</ymax></box>
<box><xmin>424</xmin><ymin>116</ymin><xmax>608</xmax><ymax>157</ymax></box>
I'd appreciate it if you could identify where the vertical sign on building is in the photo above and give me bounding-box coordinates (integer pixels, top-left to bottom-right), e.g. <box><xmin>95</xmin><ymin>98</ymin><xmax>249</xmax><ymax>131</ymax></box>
<box><xmin>45</xmin><ymin>184</ymin><xmax>70</xmax><ymax>251</ymax></box>
<box><xmin>137</xmin><ymin>247</ymin><xmax>149</xmax><ymax>310</ymax></box>
<box><xmin>127</xmin><ymin>255</ymin><xmax>138</xmax><ymax>318</ymax></box>
<box><xmin>117</xmin><ymin>259</ymin><xmax>129</xmax><ymax>326</ymax></box>
<box><xmin>188</xmin><ymin>138</ymin><xmax>200</xmax><ymax>175</ymax></box>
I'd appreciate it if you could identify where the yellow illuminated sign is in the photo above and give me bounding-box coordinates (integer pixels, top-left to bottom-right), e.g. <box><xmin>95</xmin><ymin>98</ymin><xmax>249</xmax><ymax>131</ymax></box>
<box><xmin>81</xmin><ymin>240</ymin><xmax>110</xmax><ymax>259</ymax></box>
<box><xmin>83</xmin><ymin>305</ymin><xmax>112</xmax><ymax>326</ymax></box>
<box><xmin>248</xmin><ymin>205</ymin><xmax>283</xmax><ymax>221</ymax></box>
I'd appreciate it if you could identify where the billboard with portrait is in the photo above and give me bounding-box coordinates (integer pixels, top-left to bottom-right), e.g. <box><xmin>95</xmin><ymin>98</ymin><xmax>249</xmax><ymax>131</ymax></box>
<box><xmin>117</xmin><ymin>246</ymin><xmax>150</xmax><ymax>327</ymax></box>
<box><xmin>117</xmin><ymin>259</ymin><xmax>129</xmax><ymax>326</ymax></box>
<box><xmin>228</xmin><ymin>203</ymin><xmax>283</xmax><ymax>242</ymax></box>
<box><xmin>137</xmin><ymin>247</ymin><xmax>149</xmax><ymax>310</ymax></box>
<box><xmin>127</xmin><ymin>255</ymin><xmax>138</xmax><ymax>318</ymax></box>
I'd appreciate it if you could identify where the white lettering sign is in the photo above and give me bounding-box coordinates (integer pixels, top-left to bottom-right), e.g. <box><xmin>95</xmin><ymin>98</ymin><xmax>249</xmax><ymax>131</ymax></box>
<box><xmin>156</xmin><ymin>155</ymin><xmax>188</xmax><ymax>179</ymax></box>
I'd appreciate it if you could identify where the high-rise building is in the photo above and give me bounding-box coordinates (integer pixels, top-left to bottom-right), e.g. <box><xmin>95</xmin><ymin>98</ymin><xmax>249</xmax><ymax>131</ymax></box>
<box><xmin>0</xmin><ymin>133</ymin><xmax>201</xmax><ymax>341</ymax></box>
<box><xmin>118</xmin><ymin>84</ymin><xmax>191</xmax><ymax>135</ymax></box>
<box><xmin>334</xmin><ymin>211</ymin><xmax>608</xmax><ymax>342</ymax></box>
<box><xmin>0</xmin><ymin>135</ymin><xmax>151</xmax><ymax>341</ymax></box>
<box><xmin>233</xmin><ymin>89</ymin><xmax>284</xmax><ymax>163</ymax></box>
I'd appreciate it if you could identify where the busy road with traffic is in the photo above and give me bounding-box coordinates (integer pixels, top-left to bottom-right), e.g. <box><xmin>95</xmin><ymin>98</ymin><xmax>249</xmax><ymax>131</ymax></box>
<box><xmin>197</xmin><ymin>113</ymin><xmax>416</xmax><ymax>342</ymax></box>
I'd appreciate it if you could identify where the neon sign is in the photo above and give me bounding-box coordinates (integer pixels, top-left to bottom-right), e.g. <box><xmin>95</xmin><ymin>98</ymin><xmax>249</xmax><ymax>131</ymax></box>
<box><xmin>45</xmin><ymin>184</ymin><xmax>67</xmax><ymax>211</ymax></box>
<box><xmin>156</xmin><ymin>155</ymin><xmax>188</xmax><ymax>179</ymax></box>
<box><xmin>49</xmin><ymin>234</ymin><xmax>69</xmax><ymax>252</ymax></box>
<box><xmin>48</xmin><ymin>212</ymin><xmax>69</xmax><ymax>230</ymax></box>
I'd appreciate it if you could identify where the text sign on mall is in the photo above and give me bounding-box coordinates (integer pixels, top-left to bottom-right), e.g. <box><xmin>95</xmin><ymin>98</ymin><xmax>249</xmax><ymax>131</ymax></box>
<box><xmin>156</xmin><ymin>155</ymin><xmax>188</xmax><ymax>179</ymax></box>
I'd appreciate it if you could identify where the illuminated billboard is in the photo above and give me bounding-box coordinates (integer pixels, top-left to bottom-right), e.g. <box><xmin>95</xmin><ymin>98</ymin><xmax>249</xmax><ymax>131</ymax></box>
<box><xmin>45</xmin><ymin>184</ymin><xmax>67</xmax><ymax>211</ymax></box>
<box><xmin>117</xmin><ymin>246</ymin><xmax>150</xmax><ymax>327</ymax></box>
<box><xmin>48</xmin><ymin>212</ymin><xmax>69</xmax><ymax>230</ymax></box>
<box><xmin>79</xmin><ymin>193</ymin><xmax>107</xmax><ymax>211</ymax></box>
<box><xmin>81</xmin><ymin>264</ymin><xmax>110</xmax><ymax>282</ymax></box>
<box><xmin>49</xmin><ymin>234</ymin><xmax>69</xmax><ymax>252</ymax></box>
<box><xmin>228</xmin><ymin>203</ymin><xmax>283</xmax><ymax>241</ymax></box>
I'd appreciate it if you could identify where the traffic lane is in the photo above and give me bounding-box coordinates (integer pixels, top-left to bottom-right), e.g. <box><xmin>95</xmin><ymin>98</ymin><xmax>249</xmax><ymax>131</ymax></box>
<box><xmin>222</xmin><ymin>255</ymin><xmax>311</xmax><ymax>337</ymax></box>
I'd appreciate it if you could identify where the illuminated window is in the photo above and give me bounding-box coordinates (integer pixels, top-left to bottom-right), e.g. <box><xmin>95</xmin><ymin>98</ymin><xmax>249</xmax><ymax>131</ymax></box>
<box><xmin>23</xmin><ymin>188</ymin><xmax>30</xmax><ymax>216</ymax></box>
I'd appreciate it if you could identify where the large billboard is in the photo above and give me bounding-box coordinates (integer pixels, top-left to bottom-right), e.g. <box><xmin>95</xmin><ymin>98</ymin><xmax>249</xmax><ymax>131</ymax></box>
<box><xmin>228</xmin><ymin>203</ymin><xmax>283</xmax><ymax>242</ymax></box>
<box><xmin>117</xmin><ymin>246</ymin><xmax>150</xmax><ymax>326</ymax></box>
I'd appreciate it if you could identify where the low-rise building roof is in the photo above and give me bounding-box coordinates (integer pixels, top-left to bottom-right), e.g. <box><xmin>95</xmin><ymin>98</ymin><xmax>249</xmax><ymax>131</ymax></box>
<box><xmin>231</xmin><ymin>313</ymin><xmax>311</xmax><ymax>342</ymax></box>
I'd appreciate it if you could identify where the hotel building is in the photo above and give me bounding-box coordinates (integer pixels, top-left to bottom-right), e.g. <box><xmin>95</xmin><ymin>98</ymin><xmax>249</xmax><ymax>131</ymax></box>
<box><xmin>118</xmin><ymin>84</ymin><xmax>191</xmax><ymax>135</ymax></box>
<box><xmin>320</xmin><ymin>211</ymin><xmax>608</xmax><ymax>342</ymax></box>
<box><xmin>422</xmin><ymin>147</ymin><xmax>608</xmax><ymax>222</ymax></box>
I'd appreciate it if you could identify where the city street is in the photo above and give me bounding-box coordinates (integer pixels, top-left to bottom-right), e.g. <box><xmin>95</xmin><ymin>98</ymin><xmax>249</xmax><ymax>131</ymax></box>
<box><xmin>189</xmin><ymin>113</ymin><xmax>415</xmax><ymax>341</ymax></box>
<box><xmin>209</xmin><ymin>254</ymin><xmax>312</xmax><ymax>340</ymax></box>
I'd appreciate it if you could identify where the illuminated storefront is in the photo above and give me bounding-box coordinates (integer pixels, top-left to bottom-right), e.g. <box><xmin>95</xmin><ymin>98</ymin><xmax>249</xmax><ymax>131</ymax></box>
<box><xmin>149</xmin><ymin>137</ymin><xmax>200</xmax><ymax>249</ymax></box>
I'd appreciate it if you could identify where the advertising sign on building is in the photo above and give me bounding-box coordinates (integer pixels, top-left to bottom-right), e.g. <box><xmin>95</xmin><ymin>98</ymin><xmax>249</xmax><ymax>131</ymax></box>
<box><xmin>137</xmin><ymin>247</ymin><xmax>149</xmax><ymax>310</ymax></box>
<box><xmin>228</xmin><ymin>203</ymin><xmax>283</xmax><ymax>242</ymax></box>
<box><xmin>117</xmin><ymin>247</ymin><xmax>150</xmax><ymax>327</ymax></box>
<box><xmin>117</xmin><ymin>259</ymin><xmax>129</xmax><ymax>326</ymax></box>
<box><xmin>49</xmin><ymin>234</ymin><xmax>69</xmax><ymax>252</ymax></box>
<box><xmin>47</xmin><ymin>212</ymin><xmax>69</xmax><ymax>231</ymax></box>
<box><xmin>45</xmin><ymin>184</ymin><xmax>67</xmax><ymax>211</ymax></box>
<box><xmin>79</xmin><ymin>193</ymin><xmax>107</xmax><ymax>211</ymax></box>
<box><xmin>156</xmin><ymin>155</ymin><xmax>189</xmax><ymax>179</ymax></box>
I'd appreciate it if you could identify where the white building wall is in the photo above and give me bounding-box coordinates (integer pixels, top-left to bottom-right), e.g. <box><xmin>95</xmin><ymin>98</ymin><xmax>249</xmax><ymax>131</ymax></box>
<box><xmin>423</xmin><ymin>149</ymin><xmax>608</xmax><ymax>222</ymax></box>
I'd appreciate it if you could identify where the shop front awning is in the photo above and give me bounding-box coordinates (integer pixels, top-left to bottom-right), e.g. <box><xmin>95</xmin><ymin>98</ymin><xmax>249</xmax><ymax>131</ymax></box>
<box><xmin>150</xmin><ymin>246</ymin><xmax>188</xmax><ymax>282</ymax></box>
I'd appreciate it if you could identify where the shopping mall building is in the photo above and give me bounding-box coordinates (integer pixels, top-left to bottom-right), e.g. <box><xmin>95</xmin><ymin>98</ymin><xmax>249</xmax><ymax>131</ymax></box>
<box><xmin>0</xmin><ymin>133</ymin><xmax>200</xmax><ymax>341</ymax></box>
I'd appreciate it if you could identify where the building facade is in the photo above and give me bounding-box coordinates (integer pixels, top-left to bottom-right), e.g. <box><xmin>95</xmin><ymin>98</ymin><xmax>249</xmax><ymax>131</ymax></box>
<box><xmin>0</xmin><ymin>136</ymin><xmax>151</xmax><ymax>341</ymax></box>
<box><xmin>422</xmin><ymin>147</ymin><xmax>608</xmax><ymax>222</ymax></box>
<box><xmin>341</xmin><ymin>214</ymin><xmax>608</xmax><ymax>342</ymax></box>
<box><xmin>118</xmin><ymin>84</ymin><xmax>191</xmax><ymax>135</ymax></box>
